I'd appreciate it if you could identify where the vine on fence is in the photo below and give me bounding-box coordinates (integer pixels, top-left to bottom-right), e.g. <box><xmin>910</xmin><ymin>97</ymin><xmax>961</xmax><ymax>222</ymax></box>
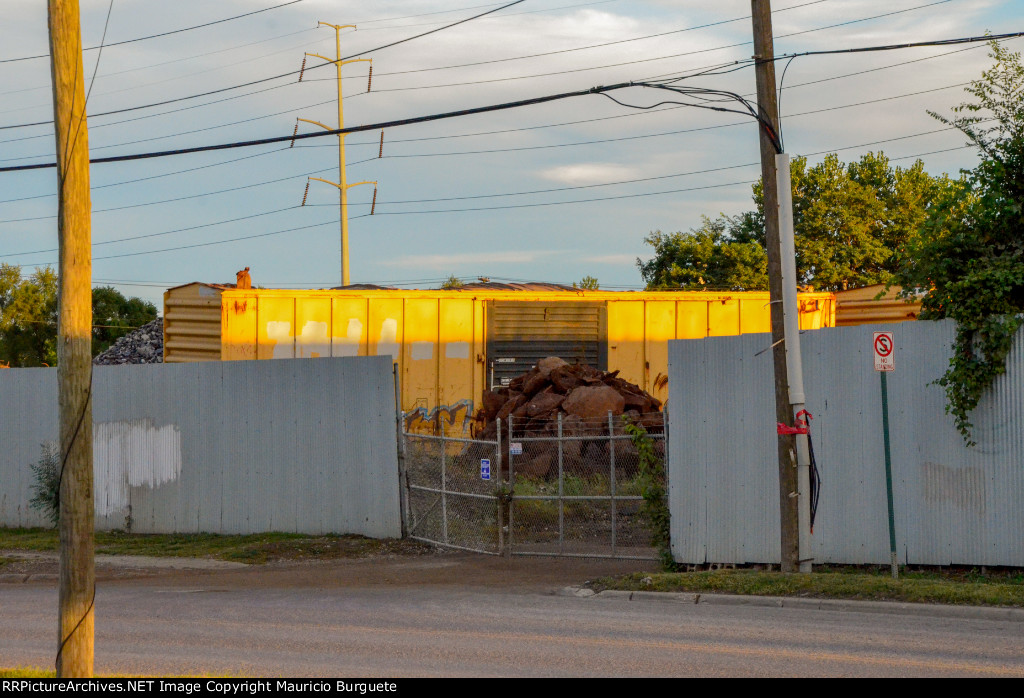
<box><xmin>624</xmin><ymin>420</ymin><xmax>674</xmax><ymax>570</ymax></box>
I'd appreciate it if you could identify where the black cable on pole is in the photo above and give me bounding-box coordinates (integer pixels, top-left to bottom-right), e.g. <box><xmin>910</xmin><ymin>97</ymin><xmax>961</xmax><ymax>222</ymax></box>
<box><xmin>777</xmin><ymin>29</ymin><xmax>1024</xmax><ymax>61</ymax></box>
<box><xmin>0</xmin><ymin>1</ymin><xmax>988</xmax><ymax>135</ymax></box>
<box><xmin>0</xmin><ymin>82</ymin><xmax>638</xmax><ymax>173</ymax></box>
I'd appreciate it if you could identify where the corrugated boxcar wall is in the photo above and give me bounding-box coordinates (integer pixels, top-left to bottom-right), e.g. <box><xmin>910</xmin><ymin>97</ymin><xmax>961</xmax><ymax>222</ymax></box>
<box><xmin>668</xmin><ymin>319</ymin><xmax>1024</xmax><ymax>567</ymax></box>
<box><xmin>0</xmin><ymin>356</ymin><xmax>402</xmax><ymax>537</ymax></box>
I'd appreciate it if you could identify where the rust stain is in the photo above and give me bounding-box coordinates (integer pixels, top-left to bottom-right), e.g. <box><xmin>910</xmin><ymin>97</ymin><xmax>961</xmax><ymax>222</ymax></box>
<box><xmin>233</xmin><ymin>300</ymin><xmax>247</xmax><ymax>314</ymax></box>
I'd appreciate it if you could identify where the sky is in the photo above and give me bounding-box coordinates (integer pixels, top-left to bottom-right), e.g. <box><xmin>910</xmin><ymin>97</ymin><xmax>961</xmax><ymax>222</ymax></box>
<box><xmin>0</xmin><ymin>0</ymin><xmax>1022</xmax><ymax>308</ymax></box>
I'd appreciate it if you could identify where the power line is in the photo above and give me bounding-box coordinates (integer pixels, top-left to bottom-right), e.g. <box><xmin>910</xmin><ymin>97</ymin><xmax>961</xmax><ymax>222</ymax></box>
<box><xmin>3</xmin><ymin>118</ymin><xmax>970</xmax><ymax>241</ymax></box>
<box><xmin>7</xmin><ymin>32</ymin><xmax>990</xmax><ymax>163</ymax></box>
<box><xmin>9</xmin><ymin>139</ymin><xmax>977</xmax><ymax>270</ymax></box>
<box><xmin>305</xmin><ymin>81</ymin><xmax>973</xmax><ymax>161</ymax></box>
<box><xmin>0</xmin><ymin>147</ymin><xmax>291</xmax><ymax>204</ymax></box>
<box><xmin>0</xmin><ymin>93</ymin><xmax>343</xmax><ymax>160</ymax></box>
<box><xmin>0</xmin><ymin>69</ymin><xmax>981</xmax><ymax>213</ymax></box>
<box><xmin>16</xmin><ymin>182</ymin><xmax>752</xmax><ymax>267</ymax></box>
<box><xmin>0</xmin><ymin>0</ymin><xmax>525</xmax><ymax>132</ymax></box>
<box><xmin>0</xmin><ymin>31</ymin><xmax>330</xmax><ymax>121</ymax></box>
<box><xmin>316</xmin><ymin>0</ymin><xmax>965</xmax><ymax>96</ymax></box>
<box><xmin>90</xmin><ymin>219</ymin><xmax>337</xmax><ymax>261</ymax></box>
<box><xmin>779</xmin><ymin>29</ymin><xmax>1024</xmax><ymax>60</ymax></box>
<box><xmin>0</xmin><ymin>165</ymin><xmax>331</xmax><ymax>223</ymax></box>
<box><xmin>21</xmin><ymin>141</ymin><xmax>977</xmax><ymax>265</ymax></box>
<box><xmin>0</xmin><ymin>27</ymin><xmax>321</xmax><ymax>104</ymax></box>
<box><xmin>0</xmin><ymin>82</ymin><xmax>644</xmax><ymax>173</ymax></box>
<box><xmin>0</xmin><ymin>60</ymin><xmax>987</xmax><ymax>176</ymax></box>
<box><xmin>0</xmin><ymin>0</ymin><xmax>945</xmax><ymax>133</ymax></box>
<box><xmin>0</xmin><ymin>0</ymin><xmax>309</xmax><ymax>64</ymax></box>
<box><xmin>1</xmin><ymin>206</ymin><xmax>299</xmax><ymax>259</ymax></box>
<box><xmin>0</xmin><ymin>1</ymin><xmax>617</xmax><ymax>103</ymax></box>
<box><xmin>304</xmin><ymin>0</ymin><xmax>828</xmax><ymax>82</ymax></box>
<box><xmin>350</xmin><ymin>0</ymin><xmax>624</xmax><ymax>31</ymax></box>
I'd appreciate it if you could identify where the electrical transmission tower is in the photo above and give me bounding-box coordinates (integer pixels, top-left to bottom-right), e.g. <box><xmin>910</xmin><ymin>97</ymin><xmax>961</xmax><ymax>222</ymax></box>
<box><xmin>296</xmin><ymin>22</ymin><xmax>377</xmax><ymax>288</ymax></box>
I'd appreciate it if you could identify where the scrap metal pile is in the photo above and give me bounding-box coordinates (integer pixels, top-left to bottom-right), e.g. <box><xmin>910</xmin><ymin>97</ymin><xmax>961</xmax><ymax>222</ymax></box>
<box><xmin>469</xmin><ymin>358</ymin><xmax>664</xmax><ymax>478</ymax></box>
<box><xmin>475</xmin><ymin>357</ymin><xmax>664</xmax><ymax>436</ymax></box>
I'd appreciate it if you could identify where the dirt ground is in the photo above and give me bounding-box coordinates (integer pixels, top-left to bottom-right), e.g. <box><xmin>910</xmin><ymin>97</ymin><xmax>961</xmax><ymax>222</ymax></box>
<box><xmin>0</xmin><ymin>547</ymin><xmax>653</xmax><ymax>591</ymax></box>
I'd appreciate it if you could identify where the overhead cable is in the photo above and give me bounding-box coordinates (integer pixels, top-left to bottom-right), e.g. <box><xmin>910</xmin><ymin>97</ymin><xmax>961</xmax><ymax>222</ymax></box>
<box><xmin>0</xmin><ymin>0</ymin><xmax>525</xmax><ymax>131</ymax></box>
<box><xmin>0</xmin><ymin>0</ymin><xmax>308</xmax><ymax>64</ymax></box>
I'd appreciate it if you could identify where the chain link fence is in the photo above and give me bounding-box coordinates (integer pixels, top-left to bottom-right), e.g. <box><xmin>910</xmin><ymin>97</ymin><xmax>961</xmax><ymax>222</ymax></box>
<box><xmin>402</xmin><ymin>423</ymin><xmax>504</xmax><ymax>555</ymax></box>
<box><xmin>506</xmin><ymin>413</ymin><xmax>663</xmax><ymax>560</ymax></box>
<box><xmin>401</xmin><ymin>412</ymin><xmax>665</xmax><ymax>561</ymax></box>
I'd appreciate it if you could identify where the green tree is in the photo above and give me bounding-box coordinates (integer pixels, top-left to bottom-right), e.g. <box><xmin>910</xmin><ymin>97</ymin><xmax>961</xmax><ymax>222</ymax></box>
<box><xmin>641</xmin><ymin>152</ymin><xmax>955</xmax><ymax>292</ymax></box>
<box><xmin>0</xmin><ymin>265</ymin><xmax>158</xmax><ymax>366</ymax></box>
<box><xmin>639</xmin><ymin>216</ymin><xmax>768</xmax><ymax>290</ymax></box>
<box><xmin>0</xmin><ymin>263</ymin><xmax>58</xmax><ymax>367</ymax></box>
<box><xmin>573</xmin><ymin>275</ymin><xmax>600</xmax><ymax>290</ymax></box>
<box><xmin>896</xmin><ymin>41</ymin><xmax>1024</xmax><ymax>443</ymax></box>
<box><xmin>440</xmin><ymin>274</ymin><xmax>464</xmax><ymax>289</ymax></box>
<box><xmin>91</xmin><ymin>286</ymin><xmax>158</xmax><ymax>356</ymax></box>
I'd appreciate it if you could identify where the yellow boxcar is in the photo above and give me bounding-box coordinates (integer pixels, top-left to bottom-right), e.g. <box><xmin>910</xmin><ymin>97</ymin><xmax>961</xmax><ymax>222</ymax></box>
<box><xmin>164</xmin><ymin>284</ymin><xmax>835</xmax><ymax>421</ymax></box>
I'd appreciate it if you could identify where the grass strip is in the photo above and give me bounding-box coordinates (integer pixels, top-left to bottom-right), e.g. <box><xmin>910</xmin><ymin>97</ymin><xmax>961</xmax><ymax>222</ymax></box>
<box><xmin>592</xmin><ymin>569</ymin><xmax>1024</xmax><ymax>607</ymax></box>
<box><xmin>0</xmin><ymin>527</ymin><xmax>428</xmax><ymax>564</ymax></box>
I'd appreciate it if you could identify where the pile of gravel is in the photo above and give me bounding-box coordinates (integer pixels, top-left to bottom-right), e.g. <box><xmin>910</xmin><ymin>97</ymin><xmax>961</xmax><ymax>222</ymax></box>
<box><xmin>92</xmin><ymin>318</ymin><xmax>164</xmax><ymax>365</ymax></box>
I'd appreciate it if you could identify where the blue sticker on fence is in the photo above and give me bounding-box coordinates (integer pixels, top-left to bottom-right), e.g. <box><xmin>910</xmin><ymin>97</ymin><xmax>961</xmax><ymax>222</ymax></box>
<box><xmin>480</xmin><ymin>459</ymin><xmax>491</xmax><ymax>481</ymax></box>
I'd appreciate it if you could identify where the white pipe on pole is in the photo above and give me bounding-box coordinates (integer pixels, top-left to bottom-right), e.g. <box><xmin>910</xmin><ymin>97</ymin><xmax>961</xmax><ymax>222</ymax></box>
<box><xmin>776</xmin><ymin>152</ymin><xmax>813</xmax><ymax>573</ymax></box>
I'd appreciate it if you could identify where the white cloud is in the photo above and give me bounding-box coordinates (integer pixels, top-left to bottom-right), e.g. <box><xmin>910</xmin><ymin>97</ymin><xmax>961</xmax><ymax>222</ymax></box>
<box><xmin>538</xmin><ymin>162</ymin><xmax>642</xmax><ymax>185</ymax></box>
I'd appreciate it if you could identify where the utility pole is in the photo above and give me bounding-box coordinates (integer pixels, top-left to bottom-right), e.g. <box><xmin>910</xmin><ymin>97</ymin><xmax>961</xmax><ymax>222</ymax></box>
<box><xmin>48</xmin><ymin>0</ymin><xmax>95</xmax><ymax>677</ymax></box>
<box><xmin>299</xmin><ymin>22</ymin><xmax>373</xmax><ymax>287</ymax></box>
<box><xmin>751</xmin><ymin>0</ymin><xmax>800</xmax><ymax>573</ymax></box>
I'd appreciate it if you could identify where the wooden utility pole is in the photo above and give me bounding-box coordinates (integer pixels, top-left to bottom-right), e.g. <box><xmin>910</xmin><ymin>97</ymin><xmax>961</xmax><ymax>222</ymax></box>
<box><xmin>751</xmin><ymin>0</ymin><xmax>800</xmax><ymax>572</ymax></box>
<box><xmin>49</xmin><ymin>0</ymin><xmax>95</xmax><ymax>677</ymax></box>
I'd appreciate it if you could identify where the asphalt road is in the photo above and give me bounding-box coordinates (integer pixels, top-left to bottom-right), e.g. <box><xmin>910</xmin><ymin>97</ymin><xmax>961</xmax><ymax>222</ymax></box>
<box><xmin>2</xmin><ymin>555</ymin><xmax>1023</xmax><ymax>678</ymax></box>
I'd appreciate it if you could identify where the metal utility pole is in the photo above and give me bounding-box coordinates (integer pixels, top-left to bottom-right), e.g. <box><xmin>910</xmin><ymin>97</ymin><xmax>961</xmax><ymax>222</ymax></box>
<box><xmin>48</xmin><ymin>0</ymin><xmax>95</xmax><ymax>677</ymax></box>
<box><xmin>299</xmin><ymin>22</ymin><xmax>373</xmax><ymax>287</ymax></box>
<box><xmin>751</xmin><ymin>0</ymin><xmax>801</xmax><ymax>573</ymax></box>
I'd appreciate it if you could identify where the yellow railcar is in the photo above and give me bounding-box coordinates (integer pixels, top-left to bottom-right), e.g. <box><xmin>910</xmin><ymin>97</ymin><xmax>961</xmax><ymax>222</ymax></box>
<box><xmin>164</xmin><ymin>283</ymin><xmax>836</xmax><ymax>418</ymax></box>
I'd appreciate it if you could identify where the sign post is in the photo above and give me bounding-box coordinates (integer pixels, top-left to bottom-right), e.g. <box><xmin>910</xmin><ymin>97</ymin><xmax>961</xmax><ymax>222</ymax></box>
<box><xmin>874</xmin><ymin>331</ymin><xmax>898</xmax><ymax>579</ymax></box>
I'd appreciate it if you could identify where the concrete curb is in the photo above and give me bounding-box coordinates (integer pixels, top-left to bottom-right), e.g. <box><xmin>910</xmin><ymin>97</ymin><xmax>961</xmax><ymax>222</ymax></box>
<box><xmin>559</xmin><ymin>586</ymin><xmax>1024</xmax><ymax>622</ymax></box>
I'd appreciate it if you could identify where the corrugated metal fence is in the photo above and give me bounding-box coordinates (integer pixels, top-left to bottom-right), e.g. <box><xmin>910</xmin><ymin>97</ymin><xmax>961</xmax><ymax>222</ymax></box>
<box><xmin>668</xmin><ymin>319</ymin><xmax>1024</xmax><ymax>567</ymax></box>
<box><xmin>0</xmin><ymin>357</ymin><xmax>402</xmax><ymax>537</ymax></box>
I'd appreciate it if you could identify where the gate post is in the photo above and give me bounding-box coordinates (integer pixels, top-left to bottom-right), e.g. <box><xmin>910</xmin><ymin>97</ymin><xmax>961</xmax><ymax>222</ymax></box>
<box><xmin>441</xmin><ymin>417</ymin><xmax>448</xmax><ymax>545</ymax></box>
<box><xmin>397</xmin><ymin>410</ymin><xmax>409</xmax><ymax>537</ymax></box>
<box><xmin>558</xmin><ymin>412</ymin><xmax>564</xmax><ymax>555</ymax></box>
<box><xmin>508</xmin><ymin>415</ymin><xmax>515</xmax><ymax>556</ymax></box>
<box><xmin>609</xmin><ymin>411</ymin><xmax>617</xmax><ymax>558</ymax></box>
<box><xmin>496</xmin><ymin>417</ymin><xmax>505</xmax><ymax>556</ymax></box>
<box><xmin>394</xmin><ymin>361</ymin><xmax>410</xmax><ymax>537</ymax></box>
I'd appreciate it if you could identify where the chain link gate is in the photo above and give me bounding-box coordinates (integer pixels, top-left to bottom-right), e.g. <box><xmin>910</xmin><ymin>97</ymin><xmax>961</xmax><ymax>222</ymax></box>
<box><xmin>400</xmin><ymin>412</ymin><xmax>663</xmax><ymax>561</ymax></box>
<box><xmin>505</xmin><ymin>413</ymin><xmax>661</xmax><ymax>561</ymax></box>
<box><xmin>401</xmin><ymin>417</ymin><xmax>505</xmax><ymax>555</ymax></box>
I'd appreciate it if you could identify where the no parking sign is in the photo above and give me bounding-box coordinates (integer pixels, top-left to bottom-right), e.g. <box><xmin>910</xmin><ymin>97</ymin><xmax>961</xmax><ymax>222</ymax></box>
<box><xmin>873</xmin><ymin>332</ymin><xmax>895</xmax><ymax>372</ymax></box>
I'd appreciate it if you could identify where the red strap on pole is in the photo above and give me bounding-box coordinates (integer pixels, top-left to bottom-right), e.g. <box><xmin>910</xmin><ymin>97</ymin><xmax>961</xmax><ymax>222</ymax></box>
<box><xmin>777</xmin><ymin>410</ymin><xmax>813</xmax><ymax>435</ymax></box>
